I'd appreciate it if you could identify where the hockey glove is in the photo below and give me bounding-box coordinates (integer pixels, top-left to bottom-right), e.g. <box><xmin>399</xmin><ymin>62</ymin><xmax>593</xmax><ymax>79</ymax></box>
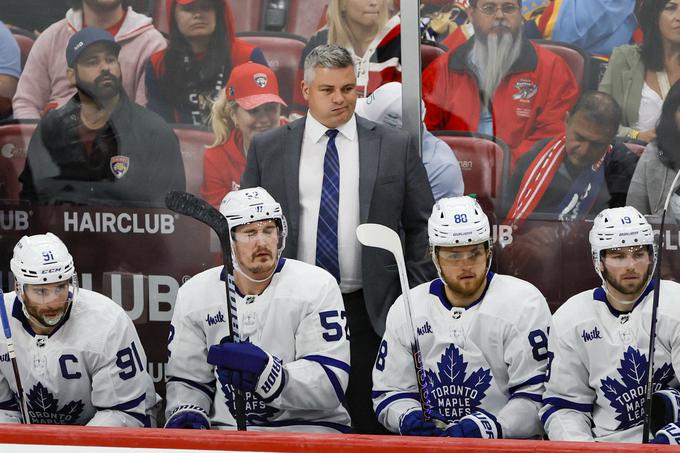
<box><xmin>445</xmin><ymin>410</ymin><xmax>503</xmax><ymax>439</ymax></box>
<box><xmin>398</xmin><ymin>410</ymin><xmax>446</xmax><ymax>436</ymax></box>
<box><xmin>207</xmin><ymin>342</ymin><xmax>285</xmax><ymax>402</ymax></box>
<box><xmin>651</xmin><ymin>422</ymin><xmax>680</xmax><ymax>444</ymax></box>
<box><xmin>651</xmin><ymin>388</ymin><xmax>680</xmax><ymax>434</ymax></box>
<box><xmin>164</xmin><ymin>405</ymin><xmax>210</xmax><ymax>429</ymax></box>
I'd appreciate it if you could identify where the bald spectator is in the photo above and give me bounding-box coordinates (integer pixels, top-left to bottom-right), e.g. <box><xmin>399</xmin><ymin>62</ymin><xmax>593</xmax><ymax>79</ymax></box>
<box><xmin>423</xmin><ymin>0</ymin><xmax>579</xmax><ymax>167</ymax></box>
<box><xmin>12</xmin><ymin>0</ymin><xmax>166</xmax><ymax>119</ymax></box>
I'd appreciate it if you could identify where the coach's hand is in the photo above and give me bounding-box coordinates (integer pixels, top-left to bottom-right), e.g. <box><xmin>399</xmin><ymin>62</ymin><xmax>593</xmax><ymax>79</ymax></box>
<box><xmin>208</xmin><ymin>342</ymin><xmax>285</xmax><ymax>402</ymax></box>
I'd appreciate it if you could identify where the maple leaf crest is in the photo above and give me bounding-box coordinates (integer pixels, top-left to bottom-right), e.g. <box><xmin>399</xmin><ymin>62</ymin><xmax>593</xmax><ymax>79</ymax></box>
<box><xmin>425</xmin><ymin>344</ymin><xmax>492</xmax><ymax>420</ymax></box>
<box><xmin>25</xmin><ymin>382</ymin><xmax>84</xmax><ymax>424</ymax></box>
<box><xmin>600</xmin><ymin>347</ymin><xmax>675</xmax><ymax>430</ymax></box>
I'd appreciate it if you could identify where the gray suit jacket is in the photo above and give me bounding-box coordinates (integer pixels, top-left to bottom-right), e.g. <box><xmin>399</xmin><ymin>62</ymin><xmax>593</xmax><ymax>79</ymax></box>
<box><xmin>241</xmin><ymin>115</ymin><xmax>436</xmax><ymax>336</ymax></box>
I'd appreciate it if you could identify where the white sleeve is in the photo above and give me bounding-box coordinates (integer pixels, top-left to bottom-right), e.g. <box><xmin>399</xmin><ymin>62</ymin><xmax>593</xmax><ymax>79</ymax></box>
<box><xmin>540</xmin><ymin>321</ymin><xmax>595</xmax><ymax>441</ymax></box>
<box><xmin>165</xmin><ymin>286</ymin><xmax>215</xmax><ymax>419</ymax></box>
<box><xmin>0</xmin><ymin>372</ymin><xmax>21</xmax><ymax>423</ymax></box>
<box><xmin>268</xmin><ymin>278</ymin><xmax>350</xmax><ymax>411</ymax></box>
<box><xmin>88</xmin><ymin>311</ymin><xmax>155</xmax><ymax>427</ymax></box>
<box><xmin>371</xmin><ymin>298</ymin><xmax>421</xmax><ymax>433</ymax></box>
<box><xmin>497</xmin><ymin>292</ymin><xmax>553</xmax><ymax>438</ymax></box>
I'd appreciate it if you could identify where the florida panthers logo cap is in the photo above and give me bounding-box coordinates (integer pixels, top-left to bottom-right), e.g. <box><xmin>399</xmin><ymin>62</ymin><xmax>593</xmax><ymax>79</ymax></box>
<box><xmin>225</xmin><ymin>61</ymin><xmax>287</xmax><ymax>110</ymax></box>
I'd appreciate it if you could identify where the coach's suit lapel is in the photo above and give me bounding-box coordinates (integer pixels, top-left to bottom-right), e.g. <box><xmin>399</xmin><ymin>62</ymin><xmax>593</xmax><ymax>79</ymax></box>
<box><xmin>357</xmin><ymin>116</ymin><xmax>379</xmax><ymax>223</ymax></box>
<box><xmin>283</xmin><ymin>119</ymin><xmax>304</xmax><ymax>242</ymax></box>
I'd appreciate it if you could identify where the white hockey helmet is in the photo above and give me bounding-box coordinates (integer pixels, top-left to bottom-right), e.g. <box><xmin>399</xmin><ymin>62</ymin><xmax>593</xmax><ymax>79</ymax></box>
<box><xmin>10</xmin><ymin>233</ymin><xmax>76</xmax><ymax>286</ymax></box>
<box><xmin>589</xmin><ymin>206</ymin><xmax>656</xmax><ymax>287</ymax></box>
<box><xmin>428</xmin><ymin>196</ymin><xmax>491</xmax><ymax>247</ymax></box>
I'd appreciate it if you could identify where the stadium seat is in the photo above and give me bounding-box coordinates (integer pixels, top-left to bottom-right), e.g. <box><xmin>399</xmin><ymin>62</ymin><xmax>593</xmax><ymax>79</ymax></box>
<box><xmin>432</xmin><ymin>130</ymin><xmax>510</xmax><ymax>212</ymax></box>
<box><xmin>172</xmin><ymin>125</ymin><xmax>214</xmax><ymax>196</ymax></box>
<box><xmin>421</xmin><ymin>41</ymin><xmax>447</xmax><ymax>70</ymax></box>
<box><xmin>12</xmin><ymin>33</ymin><xmax>35</xmax><ymax>69</ymax></box>
<box><xmin>0</xmin><ymin>121</ymin><xmax>38</xmax><ymax>199</ymax></box>
<box><xmin>235</xmin><ymin>31</ymin><xmax>307</xmax><ymax>108</ymax></box>
<box><xmin>285</xmin><ymin>0</ymin><xmax>330</xmax><ymax>37</ymax></box>
<box><xmin>228</xmin><ymin>0</ymin><xmax>263</xmax><ymax>33</ymax></box>
<box><xmin>534</xmin><ymin>40</ymin><xmax>588</xmax><ymax>91</ymax></box>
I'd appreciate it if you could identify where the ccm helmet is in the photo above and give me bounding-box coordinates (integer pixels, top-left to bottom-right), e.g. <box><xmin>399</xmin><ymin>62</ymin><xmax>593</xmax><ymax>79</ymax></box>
<box><xmin>589</xmin><ymin>206</ymin><xmax>656</xmax><ymax>293</ymax></box>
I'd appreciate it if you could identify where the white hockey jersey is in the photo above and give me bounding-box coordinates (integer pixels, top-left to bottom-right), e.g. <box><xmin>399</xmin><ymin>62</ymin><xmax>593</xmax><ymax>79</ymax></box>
<box><xmin>541</xmin><ymin>281</ymin><xmax>680</xmax><ymax>443</ymax></box>
<box><xmin>166</xmin><ymin>258</ymin><xmax>351</xmax><ymax>432</ymax></box>
<box><xmin>0</xmin><ymin>289</ymin><xmax>155</xmax><ymax>427</ymax></box>
<box><xmin>373</xmin><ymin>273</ymin><xmax>553</xmax><ymax>438</ymax></box>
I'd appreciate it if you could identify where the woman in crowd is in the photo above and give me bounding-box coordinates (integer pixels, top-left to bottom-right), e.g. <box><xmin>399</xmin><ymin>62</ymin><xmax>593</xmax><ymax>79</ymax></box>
<box><xmin>291</xmin><ymin>0</ymin><xmax>401</xmax><ymax>114</ymax></box>
<box><xmin>599</xmin><ymin>0</ymin><xmax>680</xmax><ymax>143</ymax></box>
<box><xmin>201</xmin><ymin>62</ymin><xmax>286</xmax><ymax>208</ymax></box>
<box><xmin>145</xmin><ymin>0</ymin><xmax>267</xmax><ymax>126</ymax></box>
<box><xmin>627</xmin><ymin>79</ymin><xmax>680</xmax><ymax>216</ymax></box>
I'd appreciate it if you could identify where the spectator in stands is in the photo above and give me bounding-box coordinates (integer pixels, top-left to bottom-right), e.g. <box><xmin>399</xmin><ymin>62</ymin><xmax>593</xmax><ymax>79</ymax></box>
<box><xmin>0</xmin><ymin>21</ymin><xmax>21</xmax><ymax>119</ymax></box>
<box><xmin>600</xmin><ymin>0</ymin><xmax>680</xmax><ymax>143</ymax></box>
<box><xmin>504</xmin><ymin>91</ymin><xmax>639</xmax><ymax>227</ymax></box>
<box><xmin>19</xmin><ymin>28</ymin><xmax>185</xmax><ymax>207</ymax></box>
<box><xmin>201</xmin><ymin>62</ymin><xmax>287</xmax><ymax>208</ymax></box>
<box><xmin>423</xmin><ymin>0</ymin><xmax>579</xmax><ymax>167</ymax></box>
<box><xmin>628</xmin><ymin>79</ymin><xmax>680</xmax><ymax>216</ymax></box>
<box><xmin>12</xmin><ymin>0</ymin><xmax>166</xmax><ymax>119</ymax></box>
<box><xmin>241</xmin><ymin>44</ymin><xmax>435</xmax><ymax>434</ymax></box>
<box><xmin>145</xmin><ymin>0</ymin><xmax>267</xmax><ymax>126</ymax></box>
<box><xmin>354</xmin><ymin>81</ymin><xmax>464</xmax><ymax>201</ymax></box>
<box><xmin>292</xmin><ymin>0</ymin><xmax>401</xmax><ymax>114</ymax></box>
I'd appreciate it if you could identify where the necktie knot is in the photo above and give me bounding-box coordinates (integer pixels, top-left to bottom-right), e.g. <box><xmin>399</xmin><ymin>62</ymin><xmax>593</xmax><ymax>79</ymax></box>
<box><xmin>325</xmin><ymin>129</ymin><xmax>339</xmax><ymax>140</ymax></box>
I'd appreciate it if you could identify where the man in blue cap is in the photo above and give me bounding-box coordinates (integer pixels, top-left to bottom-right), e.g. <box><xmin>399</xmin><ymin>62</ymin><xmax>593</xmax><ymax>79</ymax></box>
<box><xmin>18</xmin><ymin>28</ymin><xmax>186</xmax><ymax>207</ymax></box>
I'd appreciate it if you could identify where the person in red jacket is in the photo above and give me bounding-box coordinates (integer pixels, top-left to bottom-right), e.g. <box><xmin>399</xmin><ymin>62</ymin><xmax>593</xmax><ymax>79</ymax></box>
<box><xmin>423</xmin><ymin>0</ymin><xmax>579</xmax><ymax>168</ymax></box>
<box><xmin>201</xmin><ymin>62</ymin><xmax>286</xmax><ymax>208</ymax></box>
<box><xmin>144</xmin><ymin>0</ymin><xmax>267</xmax><ymax>125</ymax></box>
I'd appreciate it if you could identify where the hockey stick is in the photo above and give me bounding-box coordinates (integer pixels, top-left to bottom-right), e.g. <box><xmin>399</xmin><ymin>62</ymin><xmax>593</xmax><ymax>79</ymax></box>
<box><xmin>0</xmin><ymin>289</ymin><xmax>29</xmax><ymax>424</ymax></box>
<box><xmin>642</xmin><ymin>170</ymin><xmax>680</xmax><ymax>443</ymax></box>
<box><xmin>356</xmin><ymin>223</ymin><xmax>434</xmax><ymax>421</ymax></box>
<box><xmin>165</xmin><ymin>191</ymin><xmax>247</xmax><ymax>431</ymax></box>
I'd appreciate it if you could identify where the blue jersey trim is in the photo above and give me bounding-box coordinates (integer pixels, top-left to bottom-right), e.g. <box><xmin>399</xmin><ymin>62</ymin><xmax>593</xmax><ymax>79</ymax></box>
<box><xmin>122</xmin><ymin>410</ymin><xmax>150</xmax><ymax>427</ymax></box>
<box><xmin>510</xmin><ymin>392</ymin><xmax>542</xmax><ymax>403</ymax></box>
<box><xmin>509</xmin><ymin>374</ymin><xmax>546</xmax><ymax>394</ymax></box>
<box><xmin>429</xmin><ymin>272</ymin><xmax>495</xmax><ymax>310</ymax></box>
<box><xmin>374</xmin><ymin>392</ymin><xmax>420</xmax><ymax>418</ymax></box>
<box><xmin>540</xmin><ymin>406</ymin><xmax>559</xmax><ymax>426</ymax></box>
<box><xmin>108</xmin><ymin>393</ymin><xmax>146</xmax><ymax>411</ymax></box>
<box><xmin>303</xmin><ymin>355</ymin><xmax>350</xmax><ymax>374</ymax></box>
<box><xmin>371</xmin><ymin>390</ymin><xmax>388</xmax><ymax>398</ymax></box>
<box><xmin>167</xmin><ymin>376</ymin><xmax>216</xmax><ymax>400</ymax></box>
<box><xmin>0</xmin><ymin>399</ymin><xmax>19</xmax><ymax>411</ymax></box>
<box><xmin>543</xmin><ymin>397</ymin><xmax>593</xmax><ymax>413</ymax></box>
<box><xmin>593</xmin><ymin>280</ymin><xmax>655</xmax><ymax>317</ymax></box>
<box><xmin>213</xmin><ymin>418</ymin><xmax>351</xmax><ymax>433</ymax></box>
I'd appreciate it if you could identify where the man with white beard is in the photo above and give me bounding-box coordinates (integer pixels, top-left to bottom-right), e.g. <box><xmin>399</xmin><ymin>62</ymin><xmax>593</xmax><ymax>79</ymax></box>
<box><xmin>422</xmin><ymin>0</ymin><xmax>580</xmax><ymax>168</ymax></box>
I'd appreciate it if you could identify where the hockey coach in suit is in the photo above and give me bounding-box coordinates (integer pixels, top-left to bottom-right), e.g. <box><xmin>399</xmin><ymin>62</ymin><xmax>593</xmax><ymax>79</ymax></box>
<box><xmin>241</xmin><ymin>44</ymin><xmax>435</xmax><ymax>433</ymax></box>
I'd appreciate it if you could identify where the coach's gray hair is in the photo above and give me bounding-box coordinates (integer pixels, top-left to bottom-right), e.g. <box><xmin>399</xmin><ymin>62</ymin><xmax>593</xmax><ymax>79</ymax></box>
<box><xmin>303</xmin><ymin>44</ymin><xmax>354</xmax><ymax>84</ymax></box>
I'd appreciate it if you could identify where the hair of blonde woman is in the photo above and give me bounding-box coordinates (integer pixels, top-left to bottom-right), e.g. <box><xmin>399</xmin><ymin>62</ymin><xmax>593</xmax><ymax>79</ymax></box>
<box><xmin>209</xmin><ymin>95</ymin><xmax>239</xmax><ymax>148</ymax></box>
<box><xmin>326</xmin><ymin>0</ymin><xmax>393</xmax><ymax>50</ymax></box>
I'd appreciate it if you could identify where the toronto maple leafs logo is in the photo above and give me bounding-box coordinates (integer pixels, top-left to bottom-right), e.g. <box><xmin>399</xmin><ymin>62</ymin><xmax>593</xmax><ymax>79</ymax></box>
<box><xmin>26</xmin><ymin>382</ymin><xmax>84</xmax><ymax>424</ymax></box>
<box><xmin>600</xmin><ymin>347</ymin><xmax>674</xmax><ymax>430</ymax></box>
<box><xmin>425</xmin><ymin>344</ymin><xmax>492</xmax><ymax>420</ymax></box>
<box><xmin>223</xmin><ymin>387</ymin><xmax>279</xmax><ymax>425</ymax></box>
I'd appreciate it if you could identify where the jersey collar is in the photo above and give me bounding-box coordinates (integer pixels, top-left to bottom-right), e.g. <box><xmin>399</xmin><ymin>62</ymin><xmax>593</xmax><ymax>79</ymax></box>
<box><xmin>593</xmin><ymin>279</ymin><xmax>656</xmax><ymax>317</ymax></box>
<box><xmin>430</xmin><ymin>272</ymin><xmax>495</xmax><ymax>311</ymax></box>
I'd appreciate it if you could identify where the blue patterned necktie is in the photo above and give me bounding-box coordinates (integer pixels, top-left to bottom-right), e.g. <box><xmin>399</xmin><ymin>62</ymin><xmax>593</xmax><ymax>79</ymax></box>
<box><xmin>316</xmin><ymin>129</ymin><xmax>341</xmax><ymax>283</ymax></box>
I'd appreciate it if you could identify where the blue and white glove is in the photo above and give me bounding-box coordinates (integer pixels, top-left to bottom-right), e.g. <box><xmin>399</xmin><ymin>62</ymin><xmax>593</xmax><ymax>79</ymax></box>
<box><xmin>207</xmin><ymin>342</ymin><xmax>285</xmax><ymax>402</ymax></box>
<box><xmin>164</xmin><ymin>405</ymin><xmax>210</xmax><ymax>429</ymax></box>
<box><xmin>445</xmin><ymin>410</ymin><xmax>503</xmax><ymax>439</ymax></box>
<box><xmin>398</xmin><ymin>410</ymin><xmax>445</xmax><ymax>436</ymax></box>
<box><xmin>651</xmin><ymin>422</ymin><xmax>680</xmax><ymax>444</ymax></box>
<box><xmin>651</xmin><ymin>388</ymin><xmax>680</xmax><ymax>434</ymax></box>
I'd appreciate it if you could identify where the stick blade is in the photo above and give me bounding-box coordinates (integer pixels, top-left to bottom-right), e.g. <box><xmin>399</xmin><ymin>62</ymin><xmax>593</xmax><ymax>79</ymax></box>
<box><xmin>165</xmin><ymin>191</ymin><xmax>230</xmax><ymax>237</ymax></box>
<box><xmin>356</xmin><ymin>223</ymin><xmax>404</xmax><ymax>257</ymax></box>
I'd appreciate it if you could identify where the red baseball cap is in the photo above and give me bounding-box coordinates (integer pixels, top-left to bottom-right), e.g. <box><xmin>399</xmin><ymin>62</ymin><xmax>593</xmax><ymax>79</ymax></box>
<box><xmin>225</xmin><ymin>62</ymin><xmax>287</xmax><ymax>110</ymax></box>
<box><xmin>175</xmin><ymin>0</ymin><xmax>199</xmax><ymax>4</ymax></box>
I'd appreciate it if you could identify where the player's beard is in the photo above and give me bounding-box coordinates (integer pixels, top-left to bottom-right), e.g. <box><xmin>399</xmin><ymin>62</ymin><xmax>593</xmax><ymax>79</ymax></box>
<box><xmin>76</xmin><ymin>70</ymin><xmax>122</xmax><ymax>104</ymax></box>
<box><xmin>24</xmin><ymin>301</ymin><xmax>68</xmax><ymax>328</ymax></box>
<box><xmin>470</xmin><ymin>26</ymin><xmax>523</xmax><ymax>101</ymax></box>
<box><xmin>244</xmin><ymin>246</ymin><xmax>276</xmax><ymax>276</ymax></box>
<box><xmin>603</xmin><ymin>267</ymin><xmax>651</xmax><ymax>298</ymax></box>
<box><xmin>442</xmin><ymin>271</ymin><xmax>487</xmax><ymax>299</ymax></box>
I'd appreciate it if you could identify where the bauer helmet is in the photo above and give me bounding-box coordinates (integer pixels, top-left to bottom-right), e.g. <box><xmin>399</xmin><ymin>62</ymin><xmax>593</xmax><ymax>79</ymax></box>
<box><xmin>589</xmin><ymin>206</ymin><xmax>656</xmax><ymax>295</ymax></box>
<box><xmin>428</xmin><ymin>196</ymin><xmax>493</xmax><ymax>277</ymax></box>
<box><xmin>10</xmin><ymin>233</ymin><xmax>78</xmax><ymax>326</ymax></box>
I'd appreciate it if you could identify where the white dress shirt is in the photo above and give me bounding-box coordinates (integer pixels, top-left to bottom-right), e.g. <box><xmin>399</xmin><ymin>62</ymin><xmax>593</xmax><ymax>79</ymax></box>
<box><xmin>298</xmin><ymin>113</ymin><xmax>362</xmax><ymax>293</ymax></box>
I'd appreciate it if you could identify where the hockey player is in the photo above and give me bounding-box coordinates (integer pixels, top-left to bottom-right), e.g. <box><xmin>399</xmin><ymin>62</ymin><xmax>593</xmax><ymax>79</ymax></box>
<box><xmin>542</xmin><ymin>206</ymin><xmax>680</xmax><ymax>444</ymax></box>
<box><xmin>372</xmin><ymin>196</ymin><xmax>552</xmax><ymax>438</ymax></box>
<box><xmin>0</xmin><ymin>233</ymin><xmax>155</xmax><ymax>426</ymax></box>
<box><xmin>165</xmin><ymin>187</ymin><xmax>351</xmax><ymax>432</ymax></box>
